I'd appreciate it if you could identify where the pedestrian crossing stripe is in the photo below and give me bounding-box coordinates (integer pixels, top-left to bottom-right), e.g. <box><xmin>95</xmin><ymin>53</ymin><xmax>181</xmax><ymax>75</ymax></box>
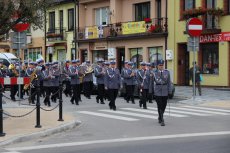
<box><xmin>182</xmin><ymin>105</ymin><xmax>230</xmax><ymax>113</ymax></box>
<box><xmin>100</xmin><ymin>110</ymin><xmax>158</xmax><ymax>119</ymax></box>
<box><xmin>169</xmin><ymin>106</ymin><xmax>229</xmax><ymax>115</ymax></box>
<box><xmin>147</xmin><ymin>107</ymin><xmax>211</xmax><ymax>116</ymax></box>
<box><xmin>121</xmin><ymin>108</ymin><xmax>188</xmax><ymax>117</ymax></box>
<box><xmin>78</xmin><ymin>106</ymin><xmax>230</xmax><ymax>122</ymax></box>
<box><xmin>79</xmin><ymin>111</ymin><xmax>139</xmax><ymax>121</ymax></box>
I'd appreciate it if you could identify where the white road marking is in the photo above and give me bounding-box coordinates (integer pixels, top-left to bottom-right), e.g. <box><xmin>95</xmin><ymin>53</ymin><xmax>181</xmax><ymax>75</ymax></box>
<box><xmin>2</xmin><ymin>152</ymin><xmax>21</xmax><ymax>153</ymax></box>
<box><xmin>148</xmin><ymin>107</ymin><xmax>211</xmax><ymax>116</ymax></box>
<box><xmin>7</xmin><ymin>131</ymin><xmax>230</xmax><ymax>151</ymax></box>
<box><xmin>122</xmin><ymin>108</ymin><xmax>188</xmax><ymax>117</ymax></box>
<box><xmin>79</xmin><ymin>111</ymin><xmax>138</xmax><ymax>121</ymax></box>
<box><xmin>182</xmin><ymin>105</ymin><xmax>230</xmax><ymax>113</ymax></box>
<box><xmin>170</xmin><ymin>106</ymin><xmax>229</xmax><ymax>115</ymax></box>
<box><xmin>100</xmin><ymin>110</ymin><xmax>158</xmax><ymax>119</ymax></box>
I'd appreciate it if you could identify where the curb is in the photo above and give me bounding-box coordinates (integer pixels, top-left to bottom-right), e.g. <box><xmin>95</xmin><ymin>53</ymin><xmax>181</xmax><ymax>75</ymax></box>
<box><xmin>0</xmin><ymin>120</ymin><xmax>81</xmax><ymax>146</ymax></box>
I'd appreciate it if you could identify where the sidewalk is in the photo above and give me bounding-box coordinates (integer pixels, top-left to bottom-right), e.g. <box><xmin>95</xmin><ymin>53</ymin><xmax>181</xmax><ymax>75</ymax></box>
<box><xmin>0</xmin><ymin>97</ymin><xmax>81</xmax><ymax>146</ymax></box>
<box><xmin>174</xmin><ymin>86</ymin><xmax>230</xmax><ymax>107</ymax></box>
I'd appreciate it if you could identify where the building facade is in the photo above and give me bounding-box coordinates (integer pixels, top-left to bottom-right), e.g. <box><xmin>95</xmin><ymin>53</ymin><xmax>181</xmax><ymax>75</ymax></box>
<box><xmin>168</xmin><ymin>0</ymin><xmax>230</xmax><ymax>87</ymax></box>
<box><xmin>78</xmin><ymin>0</ymin><xmax>168</xmax><ymax>70</ymax></box>
<box><xmin>46</xmin><ymin>0</ymin><xmax>76</xmax><ymax>62</ymax></box>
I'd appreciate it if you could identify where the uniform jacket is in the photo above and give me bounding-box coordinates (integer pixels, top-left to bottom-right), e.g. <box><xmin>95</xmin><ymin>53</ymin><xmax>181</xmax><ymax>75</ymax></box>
<box><xmin>94</xmin><ymin>65</ymin><xmax>105</xmax><ymax>84</ymax></box>
<box><xmin>69</xmin><ymin>65</ymin><xmax>80</xmax><ymax>85</ymax></box>
<box><xmin>121</xmin><ymin>67</ymin><xmax>128</xmax><ymax>84</ymax></box>
<box><xmin>41</xmin><ymin>69</ymin><xmax>52</xmax><ymax>87</ymax></box>
<box><xmin>105</xmin><ymin>68</ymin><xmax>121</xmax><ymax>89</ymax></box>
<box><xmin>51</xmin><ymin>68</ymin><xmax>60</xmax><ymax>87</ymax></box>
<box><xmin>25</xmin><ymin>68</ymin><xmax>40</xmax><ymax>86</ymax></box>
<box><xmin>83</xmin><ymin>65</ymin><xmax>93</xmax><ymax>82</ymax></box>
<box><xmin>137</xmin><ymin>69</ymin><xmax>150</xmax><ymax>90</ymax></box>
<box><xmin>123</xmin><ymin>68</ymin><xmax>136</xmax><ymax>85</ymax></box>
<box><xmin>152</xmin><ymin>69</ymin><xmax>172</xmax><ymax>97</ymax></box>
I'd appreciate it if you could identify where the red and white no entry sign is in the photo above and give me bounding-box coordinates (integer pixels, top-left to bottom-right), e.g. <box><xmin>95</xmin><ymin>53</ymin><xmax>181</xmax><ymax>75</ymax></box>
<box><xmin>187</xmin><ymin>18</ymin><xmax>203</xmax><ymax>37</ymax></box>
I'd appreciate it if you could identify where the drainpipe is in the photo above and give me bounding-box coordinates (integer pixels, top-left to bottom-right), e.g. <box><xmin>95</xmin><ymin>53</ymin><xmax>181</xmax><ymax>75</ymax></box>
<box><xmin>74</xmin><ymin>0</ymin><xmax>77</xmax><ymax>59</ymax></box>
<box><xmin>44</xmin><ymin>9</ymin><xmax>47</xmax><ymax>62</ymax></box>
<box><xmin>77</xmin><ymin>0</ymin><xmax>80</xmax><ymax>59</ymax></box>
<box><xmin>165</xmin><ymin>0</ymin><xmax>168</xmax><ymax>69</ymax></box>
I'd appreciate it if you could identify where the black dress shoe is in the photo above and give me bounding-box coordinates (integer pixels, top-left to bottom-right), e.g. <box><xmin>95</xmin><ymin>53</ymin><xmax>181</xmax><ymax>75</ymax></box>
<box><xmin>132</xmin><ymin>101</ymin><xmax>135</xmax><ymax>104</ymax></box>
<box><xmin>143</xmin><ymin>106</ymin><xmax>147</xmax><ymax>109</ymax></box>
<box><xmin>96</xmin><ymin>98</ymin><xmax>99</xmax><ymax>103</ymax></box>
<box><xmin>161</xmin><ymin>119</ymin><xmax>165</xmax><ymax>126</ymax></box>
<box><xmin>100</xmin><ymin>101</ymin><xmax>105</xmax><ymax>104</ymax></box>
<box><xmin>158</xmin><ymin>117</ymin><xmax>162</xmax><ymax>123</ymax></box>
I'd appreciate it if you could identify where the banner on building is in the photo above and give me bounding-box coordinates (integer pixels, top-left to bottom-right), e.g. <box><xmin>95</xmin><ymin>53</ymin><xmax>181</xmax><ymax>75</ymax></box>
<box><xmin>122</xmin><ymin>21</ymin><xmax>146</xmax><ymax>35</ymax></box>
<box><xmin>200</xmin><ymin>32</ymin><xmax>230</xmax><ymax>43</ymax></box>
<box><xmin>85</xmin><ymin>26</ymin><xmax>98</xmax><ymax>39</ymax></box>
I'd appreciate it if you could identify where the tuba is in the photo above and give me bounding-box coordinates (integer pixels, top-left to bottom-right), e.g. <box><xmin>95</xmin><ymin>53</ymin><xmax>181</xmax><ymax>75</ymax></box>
<box><xmin>8</xmin><ymin>64</ymin><xmax>19</xmax><ymax>77</ymax></box>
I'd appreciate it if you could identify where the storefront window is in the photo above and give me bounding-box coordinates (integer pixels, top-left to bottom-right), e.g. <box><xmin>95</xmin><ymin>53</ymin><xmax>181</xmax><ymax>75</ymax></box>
<box><xmin>130</xmin><ymin>48</ymin><xmax>143</xmax><ymax>69</ymax></box>
<box><xmin>149</xmin><ymin>47</ymin><xmax>163</xmax><ymax>64</ymax></box>
<box><xmin>202</xmin><ymin>43</ymin><xmax>219</xmax><ymax>74</ymax></box>
<box><xmin>92</xmin><ymin>50</ymin><xmax>108</xmax><ymax>64</ymax></box>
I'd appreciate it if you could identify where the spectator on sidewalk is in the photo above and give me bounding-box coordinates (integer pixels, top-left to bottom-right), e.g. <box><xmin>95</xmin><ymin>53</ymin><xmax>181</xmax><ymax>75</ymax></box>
<box><xmin>189</xmin><ymin>62</ymin><xmax>202</xmax><ymax>96</ymax></box>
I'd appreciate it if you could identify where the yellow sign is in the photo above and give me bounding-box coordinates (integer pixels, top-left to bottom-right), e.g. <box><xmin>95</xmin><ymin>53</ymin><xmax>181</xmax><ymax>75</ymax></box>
<box><xmin>85</xmin><ymin>26</ymin><xmax>98</xmax><ymax>39</ymax></box>
<box><xmin>122</xmin><ymin>21</ymin><xmax>146</xmax><ymax>35</ymax></box>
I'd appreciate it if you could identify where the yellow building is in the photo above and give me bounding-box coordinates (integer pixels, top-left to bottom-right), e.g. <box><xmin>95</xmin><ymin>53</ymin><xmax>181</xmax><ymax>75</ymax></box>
<box><xmin>168</xmin><ymin>0</ymin><xmax>230</xmax><ymax>87</ymax></box>
<box><xmin>46</xmin><ymin>0</ymin><xmax>77</xmax><ymax>62</ymax></box>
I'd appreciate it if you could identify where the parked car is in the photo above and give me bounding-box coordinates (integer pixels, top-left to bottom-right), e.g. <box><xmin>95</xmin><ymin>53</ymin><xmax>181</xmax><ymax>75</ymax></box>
<box><xmin>0</xmin><ymin>53</ymin><xmax>20</xmax><ymax>67</ymax></box>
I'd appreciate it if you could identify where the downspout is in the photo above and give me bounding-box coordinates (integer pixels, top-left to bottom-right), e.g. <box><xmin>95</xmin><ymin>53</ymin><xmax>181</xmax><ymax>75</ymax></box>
<box><xmin>74</xmin><ymin>0</ymin><xmax>77</xmax><ymax>59</ymax></box>
<box><xmin>165</xmin><ymin>0</ymin><xmax>168</xmax><ymax>69</ymax></box>
<box><xmin>44</xmin><ymin>9</ymin><xmax>47</xmax><ymax>62</ymax></box>
<box><xmin>77</xmin><ymin>0</ymin><xmax>80</xmax><ymax>59</ymax></box>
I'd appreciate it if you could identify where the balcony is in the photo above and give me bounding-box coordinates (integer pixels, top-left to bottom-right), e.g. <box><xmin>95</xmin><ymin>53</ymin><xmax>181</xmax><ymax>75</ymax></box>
<box><xmin>202</xmin><ymin>15</ymin><xmax>221</xmax><ymax>34</ymax></box>
<box><xmin>46</xmin><ymin>28</ymin><xmax>66</xmax><ymax>42</ymax></box>
<box><xmin>77</xmin><ymin>17</ymin><xmax>168</xmax><ymax>42</ymax></box>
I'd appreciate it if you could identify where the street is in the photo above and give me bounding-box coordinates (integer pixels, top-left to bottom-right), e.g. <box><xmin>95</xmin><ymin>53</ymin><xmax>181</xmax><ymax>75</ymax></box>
<box><xmin>1</xmin><ymin>95</ymin><xmax>230</xmax><ymax>153</ymax></box>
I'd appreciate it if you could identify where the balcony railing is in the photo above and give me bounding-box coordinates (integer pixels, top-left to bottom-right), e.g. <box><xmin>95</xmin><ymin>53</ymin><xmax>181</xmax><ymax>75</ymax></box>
<box><xmin>46</xmin><ymin>28</ymin><xmax>66</xmax><ymax>41</ymax></box>
<box><xmin>78</xmin><ymin>17</ymin><xmax>168</xmax><ymax>40</ymax></box>
<box><xmin>202</xmin><ymin>15</ymin><xmax>221</xmax><ymax>34</ymax></box>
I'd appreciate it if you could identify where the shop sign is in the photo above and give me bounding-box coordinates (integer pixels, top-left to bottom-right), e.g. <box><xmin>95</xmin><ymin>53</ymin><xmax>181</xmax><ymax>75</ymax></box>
<box><xmin>122</xmin><ymin>21</ymin><xmax>146</xmax><ymax>35</ymax></box>
<box><xmin>85</xmin><ymin>26</ymin><xmax>98</xmax><ymax>39</ymax></box>
<box><xmin>108</xmin><ymin>48</ymin><xmax>116</xmax><ymax>59</ymax></box>
<box><xmin>200</xmin><ymin>32</ymin><xmax>230</xmax><ymax>43</ymax></box>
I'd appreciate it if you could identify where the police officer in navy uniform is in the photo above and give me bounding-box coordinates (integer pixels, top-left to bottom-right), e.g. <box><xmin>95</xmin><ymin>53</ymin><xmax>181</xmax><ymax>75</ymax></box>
<box><xmin>152</xmin><ymin>60</ymin><xmax>172</xmax><ymax>126</ymax></box>
<box><xmin>123</xmin><ymin>62</ymin><xmax>136</xmax><ymax>104</ymax></box>
<box><xmin>121</xmin><ymin>61</ymin><xmax>129</xmax><ymax>101</ymax></box>
<box><xmin>50</xmin><ymin>62</ymin><xmax>60</xmax><ymax>103</ymax></box>
<box><xmin>94</xmin><ymin>59</ymin><xmax>105</xmax><ymax>104</ymax></box>
<box><xmin>83</xmin><ymin>60</ymin><xmax>93</xmax><ymax>99</ymax></box>
<box><xmin>42</xmin><ymin>63</ymin><xmax>52</xmax><ymax>106</ymax></box>
<box><xmin>37</xmin><ymin>59</ymin><xmax>45</xmax><ymax>97</ymax></box>
<box><xmin>69</xmin><ymin>60</ymin><xmax>81</xmax><ymax>105</ymax></box>
<box><xmin>63</xmin><ymin>60</ymin><xmax>72</xmax><ymax>97</ymax></box>
<box><xmin>137</xmin><ymin>62</ymin><xmax>150</xmax><ymax>109</ymax></box>
<box><xmin>105</xmin><ymin>61</ymin><xmax>121</xmax><ymax>111</ymax></box>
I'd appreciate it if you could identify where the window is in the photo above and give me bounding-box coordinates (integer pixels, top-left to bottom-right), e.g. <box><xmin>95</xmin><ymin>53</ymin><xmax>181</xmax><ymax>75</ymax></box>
<box><xmin>201</xmin><ymin>43</ymin><xmax>219</xmax><ymax>74</ymax></box>
<box><xmin>95</xmin><ymin>7</ymin><xmax>110</xmax><ymax>26</ymax></box>
<box><xmin>206</xmin><ymin>0</ymin><xmax>217</xmax><ymax>29</ymax></box>
<box><xmin>228</xmin><ymin>0</ymin><xmax>230</xmax><ymax>13</ymax></box>
<box><xmin>135</xmin><ymin>2</ymin><xmax>150</xmax><ymax>21</ymax></box>
<box><xmin>92</xmin><ymin>50</ymin><xmax>108</xmax><ymax>64</ymax></box>
<box><xmin>49</xmin><ymin>12</ymin><xmax>55</xmax><ymax>32</ymax></box>
<box><xmin>130</xmin><ymin>48</ymin><xmax>143</xmax><ymax>69</ymax></box>
<box><xmin>184</xmin><ymin>0</ymin><xmax>195</xmax><ymax>10</ymax></box>
<box><xmin>28</xmin><ymin>48</ymin><xmax>42</xmax><ymax>61</ymax></box>
<box><xmin>59</xmin><ymin>10</ymin><xmax>63</xmax><ymax>33</ymax></box>
<box><xmin>68</xmin><ymin>8</ymin><xmax>74</xmax><ymax>31</ymax></box>
<box><xmin>149</xmin><ymin>47</ymin><xmax>163</xmax><ymax>64</ymax></box>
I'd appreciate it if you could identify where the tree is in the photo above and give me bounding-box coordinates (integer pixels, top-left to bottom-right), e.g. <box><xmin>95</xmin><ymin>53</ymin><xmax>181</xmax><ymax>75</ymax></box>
<box><xmin>0</xmin><ymin>0</ymin><xmax>53</xmax><ymax>36</ymax></box>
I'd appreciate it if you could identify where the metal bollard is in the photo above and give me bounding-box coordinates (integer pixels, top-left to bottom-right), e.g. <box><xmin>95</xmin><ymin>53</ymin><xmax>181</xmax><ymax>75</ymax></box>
<box><xmin>58</xmin><ymin>79</ymin><xmax>64</xmax><ymax>121</ymax></box>
<box><xmin>0</xmin><ymin>89</ymin><xmax>5</xmax><ymax>136</ymax></box>
<box><xmin>35</xmin><ymin>86</ymin><xmax>42</xmax><ymax>128</ymax></box>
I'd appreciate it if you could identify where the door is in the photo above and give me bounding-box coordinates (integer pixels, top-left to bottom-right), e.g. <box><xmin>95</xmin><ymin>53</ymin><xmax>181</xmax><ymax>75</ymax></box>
<box><xmin>80</xmin><ymin>49</ymin><xmax>88</xmax><ymax>63</ymax></box>
<box><xmin>117</xmin><ymin>48</ymin><xmax>125</xmax><ymax>72</ymax></box>
<box><xmin>58</xmin><ymin>49</ymin><xmax>66</xmax><ymax>62</ymax></box>
<box><xmin>177</xmin><ymin>44</ymin><xmax>190</xmax><ymax>86</ymax></box>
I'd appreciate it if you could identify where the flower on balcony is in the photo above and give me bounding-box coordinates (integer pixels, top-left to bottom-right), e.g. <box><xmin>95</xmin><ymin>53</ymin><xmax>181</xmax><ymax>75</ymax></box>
<box><xmin>115</xmin><ymin>22</ymin><xmax>122</xmax><ymax>27</ymax></box>
<box><xmin>148</xmin><ymin>25</ymin><xmax>162</xmax><ymax>33</ymax></box>
<box><xmin>182</xmin><ymin>7</ymin><xmax>207</xmax><ymax>19</ymax></box>
<box><xmin>144</xmin><ymin>18</ymin><xmax>152</xmax><ymax>23</ymax></box>
<box><xmin>207</xmin><ymin>8</ymin><xmax>224</xmax><ymax>16</ymax></box>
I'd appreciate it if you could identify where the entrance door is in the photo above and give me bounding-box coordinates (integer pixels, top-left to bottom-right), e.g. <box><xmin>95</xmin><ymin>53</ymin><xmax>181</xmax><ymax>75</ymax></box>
<box><xmin>177</xmin><ymin>44</ymin><xmax>190</xmax><ymax>86</ymax></box>
<box><xmin>117</xmin><ymin>48</ymin><xmax>125</xmax><ymax>72</ymax></box>
<box><xmin>80</xmin><ymin>49</ymin><xmax>88</xmax><ymax>63</ymax></box>
<box><xmin>58</xmin><ymin>49</ymin><xmax>66</xmax><ymax>62</ymax></box>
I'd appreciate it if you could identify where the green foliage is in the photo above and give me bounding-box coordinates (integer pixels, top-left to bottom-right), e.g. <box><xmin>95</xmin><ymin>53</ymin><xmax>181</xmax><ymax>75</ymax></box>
<box><xmin>0</xmin><ymin>0</ymin><xmax>53</xmax><ymax>35</ymax></box>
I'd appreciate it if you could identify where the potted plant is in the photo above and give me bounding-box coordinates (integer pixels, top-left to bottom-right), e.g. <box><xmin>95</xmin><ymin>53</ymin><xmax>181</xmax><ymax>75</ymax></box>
<box><xmin>207</xmin><ymin>7</ymin><xmax>224</xmax><ymax>16</ymax></box>
<box><xmin>115</xmin><ymin>22</ymin><xmax>122</xmax><ymax>27</ymax></box>
<box><xmin>148</xmin><ymin>25</ymin><xmax>162</xmax><ymax>33</ymax></box>
<box><xmin>182</xmin><ymin>7</ymin><xmax>207</xmax><ymax>19</ymax></box>
<box><xmin>144</xmin><ymin>18</ymin><xmax>152</xmax><ymax>23</ymax></box>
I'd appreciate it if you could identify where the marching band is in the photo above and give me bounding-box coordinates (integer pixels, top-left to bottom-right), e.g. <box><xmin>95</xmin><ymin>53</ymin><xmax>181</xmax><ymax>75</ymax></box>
<box><xmin>0</xmin><ymin>58</ymin><xmax>172</xmax><ymax>125</ymax></box>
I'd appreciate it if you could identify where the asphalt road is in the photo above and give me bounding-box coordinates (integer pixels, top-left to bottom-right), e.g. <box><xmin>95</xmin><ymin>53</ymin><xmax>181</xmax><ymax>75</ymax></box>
<box><xmin>1</xmin><ymin>95</ymin><xmax>230</xmax><ymax>153</ymax></box>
